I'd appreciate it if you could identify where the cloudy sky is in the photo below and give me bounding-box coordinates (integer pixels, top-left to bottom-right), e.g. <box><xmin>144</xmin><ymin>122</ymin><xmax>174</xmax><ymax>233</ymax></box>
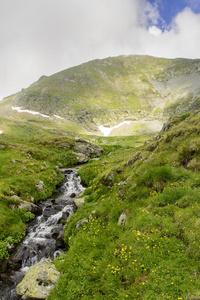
<box><xmin>1</xmin><ymin>0</ymin><xmax>200</xmax><ymax>100</ymax></box>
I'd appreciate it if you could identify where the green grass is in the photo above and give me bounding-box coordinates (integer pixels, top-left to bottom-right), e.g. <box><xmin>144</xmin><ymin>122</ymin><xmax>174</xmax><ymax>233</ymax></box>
<box><xmin>3</xmin><ymin>55</ymin><xmax>200</xmax><ymax>135</ymax></box>
<box><xmin>0</xmin><ymin>123</ymin><xmax>103</xmax><ymax>261</ymax></box>
<box><xmin>48</xmin><ymin>111</ymin><xmax>200</xmax><ymax>300</ymax></box>
<box><xmin>2</xmin><ymin>105</ymin><xmax>200</xmax><ymax>298</ymax></box>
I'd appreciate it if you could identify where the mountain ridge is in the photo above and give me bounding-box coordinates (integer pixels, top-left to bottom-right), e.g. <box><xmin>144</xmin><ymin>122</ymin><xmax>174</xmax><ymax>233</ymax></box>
<box><xmin>1</xmin><ymin>55</ymin><xmax>200</xmax><ymax>136</ymax></box>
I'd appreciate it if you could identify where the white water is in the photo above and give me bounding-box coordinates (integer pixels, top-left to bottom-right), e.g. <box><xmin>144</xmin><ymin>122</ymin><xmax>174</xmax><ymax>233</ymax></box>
<box><xmin>98</xmin><ymin>121</ymin><xmax>132</xmax><ymax>136</ymax></box>
<box><xmin>21</xmin><ymin>168</ymin><xmax>85</xmax><ymax>270</ymax></box>
<box><xmin>0</xmin><ymin>167</ymin><xmax>85</xmax><ymax>300</ymax></box>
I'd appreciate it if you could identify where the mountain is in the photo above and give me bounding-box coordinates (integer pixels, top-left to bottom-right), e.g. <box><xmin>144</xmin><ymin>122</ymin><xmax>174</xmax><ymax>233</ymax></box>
<box><xmin>1</xmin><ymin>55</ymin><xmax>200</xmax><ymax>299</ymax></box>
<box><xmin>1</xmin><ymin>55</ymin><xmax>200</xmax><ymax>136</ymax></box>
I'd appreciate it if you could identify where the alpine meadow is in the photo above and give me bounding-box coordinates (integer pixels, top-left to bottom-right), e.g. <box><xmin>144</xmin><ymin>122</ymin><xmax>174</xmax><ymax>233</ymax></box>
<box><xmin>1</xmin><ymin>55</ymin><xmax>200</xmax><ymax>299</ymax></box>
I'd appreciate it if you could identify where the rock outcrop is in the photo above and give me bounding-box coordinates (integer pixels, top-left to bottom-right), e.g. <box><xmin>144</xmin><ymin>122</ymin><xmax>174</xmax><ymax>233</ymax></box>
<box><xmin>16</xmin><ymin>259</ymin><xmax>60</xmax><ymax>299</ymax></box>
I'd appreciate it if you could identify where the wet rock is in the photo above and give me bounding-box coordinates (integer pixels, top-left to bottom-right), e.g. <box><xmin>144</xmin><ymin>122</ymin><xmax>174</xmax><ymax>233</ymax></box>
<box><xmin>56</xmin><ymin>234</ymin><xmax>65</xmax><ymax>248</ymax></box>
<box><xmin>0</xmin><ymin>259</ymin><xmax>7</xmax><ymax>273</ymax></box>
<box><xmin>74</xmin><ymin>197</ymin><xmax>85</xmax><ymax>208</ymax></box>
<box><xmin>51</xmin><ymin>227</ymin><xmax>62</xmax><ymax>239</ymax></box>
<box><xmin>16</xmin><ymin>259</ymin><xmax>60</xmax><ymax>299</ymax></box>
<box><xmin>76</xmin><ymin>218</ymin><xmax>88</xmax><ymax>230</ymax></box>
<box><xmin>43</xmin><ymin>206</ymin><xmax>56</xmax><ymax>218</ymax></box>
<box><xmin>9</xmin><ymin>244</ymin><xmax>33</xmax><ymax>268</ymax></box>
<box><xmin>62</xmin><ymin>211</ymin><xmax>70</xmax><ymax>220</ymax></box>
<box><xmin>70</xmin><ymin>193</ymin><xmax>76</xmax><ymax>198</ymax></box>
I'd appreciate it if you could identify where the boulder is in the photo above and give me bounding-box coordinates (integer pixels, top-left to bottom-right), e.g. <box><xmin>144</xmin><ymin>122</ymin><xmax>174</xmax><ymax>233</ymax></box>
<box><xmin>74</xmin><ymin>197</ymin><xmax>85</xmax><ymax>208</ymax></box>
<box><xmin>10</xmin><ymin>196</ymin><xmax>40</xmax><ymax>214</ymax></box>
<box><xmin>18</xmin><ymin>201</ymin><xmax>38</xmax><ymax>214</ymax></box>
<box><xmin>75</xmin><ymin>152</ymin><xmax>89</xmax><ymax>164</ymax></box>
<box><xmin>73</xmin><ymin>140</ymin><xmax>103</xmax><ymax>157</ymax></box>
<box><xmin>16</xmin><ymin>259</ymin><xmax>60</xmax><ymax>299</ymax></box>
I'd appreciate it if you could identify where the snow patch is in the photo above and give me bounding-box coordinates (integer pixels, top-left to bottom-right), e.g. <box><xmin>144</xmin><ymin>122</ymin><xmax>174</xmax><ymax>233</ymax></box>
<box><xmin>0</xmin><ymin>130</ymin><xmax>3</xmax><ymax>134</ymax></box>
<box><xmin>12</xmin><ymin>106</ymin><xmax>50</xmax><ymax>118</ymax></box>
<box><xmin>54</xmin><ymin>115</ymin><xmax>64</xmax><ymax>119</ymax></box>
<box><xmin>98</xmin><ymin>121</ymin><xmax>131</xmax><ymax>137</ymax></box>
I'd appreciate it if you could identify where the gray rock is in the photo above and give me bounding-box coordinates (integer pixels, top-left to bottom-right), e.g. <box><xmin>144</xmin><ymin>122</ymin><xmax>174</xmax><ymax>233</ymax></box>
<box><xmin>18</xmin><ymin>201</ymin><xmax>38</xmax><ymax>213</ymax></box>
<box><xmin>10</xmin><ymin>195</ymin><xmax>21</xmax><ymax>202</ymax></box>
<box><xmin>75</xmin><ymin>152</ymin><xmax>89</xmax><ymax>163</ymax></box>
<box><xmin>76</xmin><ymin>218</ymin><xmax>88</xmax><ymax>230</ymax></box>
<box><xmin>74</xmin><ymin>197</ymin><xmax>85</xmax><ymax>208</ymax></box>
<box><xmin>16</xmin><ymin>259</ymin><xmax>60</xmax><ymax>299</ymax></box>
<box><xmin>10</xmin><ymin>196</ymin><xmax>39</xmax><ymax>214</ymax></box>
<box><xmin>62</xmin><ymin>211</ymin><xmax>70</xmax><ymax>220</ymax></box>
<box><xmin>73</xmin><ymin>140</ymin><xmax>103</xmax><ymax>157</ymax></box>
<box><xmin>117</xmin><ymin>179</ymin><xmax>129</xmax><ymax>186</ymax></box>
<box><xmin>118</xmin><ymin>211</ymin><xmax>128</xmax><ymax>226</ymax></box>
<box><xmin>36</xmin><ymin>181</ymin><xmax>45</xmax><ymax>193</ymax></box>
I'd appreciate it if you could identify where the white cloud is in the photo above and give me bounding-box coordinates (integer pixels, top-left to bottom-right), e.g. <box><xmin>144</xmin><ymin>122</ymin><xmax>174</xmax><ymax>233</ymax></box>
<box><xmin>148</xmin><ymin>26</ymin><xmax>162</xmax><ymax>36</ymax></box>
<box><xmin>0</xmin><ymin>1</ymin><xmax>200</xmax><ymax>100</ymax></box>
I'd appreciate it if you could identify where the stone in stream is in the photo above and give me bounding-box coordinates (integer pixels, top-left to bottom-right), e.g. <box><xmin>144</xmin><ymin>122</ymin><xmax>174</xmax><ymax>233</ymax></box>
<box><xmin>70</xmin><ymin>192</ymin><xmax>76</xmax><ymax>198</ymax></box>
<box><xmin>9</xmin><ymin>244</ymin><xmax>34</xmax><ymax>268</ymax></box>
<box><xmin>61</xmin><ymin>211</ymin><xmax>70</xmax><ymax>220</ymax></box>
<box><xmin>16</xmin><ymin>259</ymin><xmax>60</xmax><ymax>299</ymax></box>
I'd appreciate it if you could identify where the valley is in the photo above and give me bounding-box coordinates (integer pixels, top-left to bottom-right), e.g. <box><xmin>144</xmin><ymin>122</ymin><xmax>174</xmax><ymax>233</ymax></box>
<box><xmin>1</xmin><ymin>55</ymin><xmax>200</xmax><ymax>299</ymax></box>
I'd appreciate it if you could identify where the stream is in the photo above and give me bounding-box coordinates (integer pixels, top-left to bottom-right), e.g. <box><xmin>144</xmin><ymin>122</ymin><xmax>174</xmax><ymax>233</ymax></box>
<box><xmin>0</xmin><ymin>166</ymin><xmax>85</xmax><ymax>300</ymax></box>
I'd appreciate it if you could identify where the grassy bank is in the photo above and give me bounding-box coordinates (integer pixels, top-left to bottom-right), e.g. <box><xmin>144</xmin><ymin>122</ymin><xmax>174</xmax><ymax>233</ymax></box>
<box><xmin>49</xmin><ymin>111</ymin><xmax>200</xmax><ymax>299</ymax></box>
<box><xmin>0</xmin><ymin>123</ymin><xmax>93</xmax><ymax>261</ymax></box>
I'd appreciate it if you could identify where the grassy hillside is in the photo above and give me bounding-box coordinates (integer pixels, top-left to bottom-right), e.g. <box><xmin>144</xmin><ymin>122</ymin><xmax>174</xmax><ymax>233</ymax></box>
<box><xmin>1</xmin><ymin>56</ymin><xmax>200</xmax><ymax>135</ymax></box>
<box><xmin>0</xmin><ymin>123</ymin><xmax>102</xmax><ymax>263</ymax></box>
<box><xmin>48</xmin><ymin>110</ymin><xmax>200</xmax><ymax>299</ymax></box>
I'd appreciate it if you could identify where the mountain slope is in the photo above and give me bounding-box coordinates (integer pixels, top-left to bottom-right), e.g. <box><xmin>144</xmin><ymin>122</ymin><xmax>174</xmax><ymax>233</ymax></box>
<box><xmin>1</xmin><ymin>55</ymin><xmax>200</xmax><ymax>136</ymax></box>
<box><xmin>48</xmin><ymin>110</ymin><xmax>200</xmax><ymax>300</ymax></box>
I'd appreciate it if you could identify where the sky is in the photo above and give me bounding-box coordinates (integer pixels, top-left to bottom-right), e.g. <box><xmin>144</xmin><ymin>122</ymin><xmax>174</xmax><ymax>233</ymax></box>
<box><xmin>1</xmin><ymin>0</ymin><xmax>200</xmax><ymax>100</ymax></box>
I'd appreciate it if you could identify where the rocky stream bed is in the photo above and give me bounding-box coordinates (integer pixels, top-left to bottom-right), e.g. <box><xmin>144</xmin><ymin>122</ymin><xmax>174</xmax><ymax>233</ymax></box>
<box><xmin>0</xmin><ymin>166</ymin><xmax>85</xmax><ymax>300</ymax></box>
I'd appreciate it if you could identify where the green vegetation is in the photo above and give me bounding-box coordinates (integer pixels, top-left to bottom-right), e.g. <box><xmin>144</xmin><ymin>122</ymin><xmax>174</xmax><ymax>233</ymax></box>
<box><xmin>47</xmin><ymin>110</ymin><xmax>200</xmax><ymax>299</ymax></box>
<box><xmin>0</xmin><ymin>121</ymin><xmax>99</xmax><ymax>261</ymax></box>
<box><xmin>2</xmin><ymin>55</ymin><xmax>200</xmax><ymax>298</ymax></box>
<box><xmin>1</xmin><ymin>55</ymin><xmax>200</xmax><ymax>136</ymax></box>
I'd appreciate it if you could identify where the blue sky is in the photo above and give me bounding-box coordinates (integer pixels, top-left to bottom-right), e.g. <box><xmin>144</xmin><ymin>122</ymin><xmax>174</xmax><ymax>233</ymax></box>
<box><xmin>149</xmin><ymin>0</ymin><xmax>200</xmax><ymax>28</ymax></box>
<box><xmin>1</xmin><ymin>0</ymin><xmax>200</xmax><ymax>100</ymax></box>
